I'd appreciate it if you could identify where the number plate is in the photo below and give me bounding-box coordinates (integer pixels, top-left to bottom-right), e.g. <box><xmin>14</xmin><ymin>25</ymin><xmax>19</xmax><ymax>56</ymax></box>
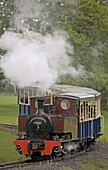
<box><xmin>32</xmin><ymin>144</ymin><xmax>38</xmax><ymax>150</ymax></box>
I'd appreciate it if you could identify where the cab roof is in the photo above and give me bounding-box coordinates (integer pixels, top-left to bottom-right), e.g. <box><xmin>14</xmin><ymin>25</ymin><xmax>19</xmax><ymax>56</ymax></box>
<box><xmin>50</xmin><ymin>85</ymin><xmax>101</xmax><ymax>100</ymax></box>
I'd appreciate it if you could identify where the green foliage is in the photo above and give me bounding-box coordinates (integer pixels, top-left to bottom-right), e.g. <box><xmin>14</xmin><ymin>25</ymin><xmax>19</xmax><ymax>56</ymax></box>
<box><xmin>0</xmin><ymin>72</ymin><xmax>5</xmax><ymax>81</ymax></box>
<box><xmin>60</xmin><ymin>0</ymin><xmax>108</xmax><ymax>68</ymax></box>
<box><xmin>0</xmin><ymin>0</ymin><xmax>15</xmax><ymax>80</ymax></box>
<box><xmin>57</xmin><ymin>0</ymin><xmax>108</xmax><ymax>109</ymax></box>
<box><xmin>0</xmin><ymin>0</ymin><xmax>14</xmax><ymax>36</ymax></box>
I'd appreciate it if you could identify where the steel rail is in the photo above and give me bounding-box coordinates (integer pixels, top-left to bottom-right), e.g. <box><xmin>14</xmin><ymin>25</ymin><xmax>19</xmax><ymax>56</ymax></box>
<box><xmin>0</xmin><ymin>123</ymin><xmax>18</xmax><ymax>130</ymax></box>
<box><xmin>0</xmin><ymin>160</ymin><xmax>31</xmax><ymax>170</ymax></box>
<box><xmin>53</xmin><ymin>149</ymin><xmax>87</xmax><ymax>162</ymax></box>
<box><xmin>0</xmin><ymin>149</ymin><xmax>87</xmax><ymax>169</ymax></box>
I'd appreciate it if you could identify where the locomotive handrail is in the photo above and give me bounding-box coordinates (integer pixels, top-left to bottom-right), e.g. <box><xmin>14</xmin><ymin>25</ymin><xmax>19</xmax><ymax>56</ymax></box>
<box><xmin>19</xmin><ymin>102</ymin><xmax>30</xmax><ymax>106</ymax></box>
<box><xmin>80</xmin><ymin>114</ymin><xmax>102</xmax><ymax>123</ymax></box>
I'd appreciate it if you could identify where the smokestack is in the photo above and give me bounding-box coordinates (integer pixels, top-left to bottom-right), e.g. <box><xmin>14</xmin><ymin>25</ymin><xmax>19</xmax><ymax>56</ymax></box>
<box><xmin>37</xmin><ymin>97</ymin><xmax>44</xmax><ymax>114</ymax></box>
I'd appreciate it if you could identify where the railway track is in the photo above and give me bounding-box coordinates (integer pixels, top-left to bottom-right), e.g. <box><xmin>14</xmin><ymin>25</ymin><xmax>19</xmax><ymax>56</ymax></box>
<box><xmin>0</xmin><ymin>150</ymin><xmax>86</xmax><ymax>169</ymax></box>
<box><xmin>0</xmin><ymin>160</ymin><xmax>31</xmax><ymax>170</ymax></box>
<box><xmin>0</xmin><ymin>123</ymin><xmax>18</xmax><ymax>132</ymax></box>
<box><xmin>51</xmin><ymin>149</ymin><xmax>87</xmax><ymax>164</ymax></box>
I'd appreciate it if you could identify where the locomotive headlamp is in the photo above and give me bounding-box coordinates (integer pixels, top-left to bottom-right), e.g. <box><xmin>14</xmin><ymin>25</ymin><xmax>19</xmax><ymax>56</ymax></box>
<box><xmin>60</xmin><ymin>146</ymin><xmax>63</xmax><ymax>148</ymax></box>
<box><xmin>15</xmin><ymin>145</ymin><xmax>22</xmax><ymax>154</ymax></box>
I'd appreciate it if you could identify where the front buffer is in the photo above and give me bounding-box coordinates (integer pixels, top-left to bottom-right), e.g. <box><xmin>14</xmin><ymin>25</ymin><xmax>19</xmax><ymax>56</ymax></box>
<box><xmin>13</xmin><ymin>139</ymin><xmax>60</xmax><ymax>159</ymax></box>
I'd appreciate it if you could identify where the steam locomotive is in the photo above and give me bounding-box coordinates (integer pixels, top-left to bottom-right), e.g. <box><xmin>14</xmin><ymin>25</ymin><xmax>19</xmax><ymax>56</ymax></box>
<box><xmin>13</xmin><ymin>85</ymin><xmax>104</xmax><ymax>161</ymax></box>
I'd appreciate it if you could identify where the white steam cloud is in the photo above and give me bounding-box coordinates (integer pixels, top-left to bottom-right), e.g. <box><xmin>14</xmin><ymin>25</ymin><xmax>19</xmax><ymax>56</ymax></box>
<box><xmin>0</xmin><ymin>31</ymin><xmax>84</xmax><ymax>89</ymax></box>
<box><xmin>0</xmin><ymin>0</ymin><xmax>84</xmax><ymax>90</ymax></box>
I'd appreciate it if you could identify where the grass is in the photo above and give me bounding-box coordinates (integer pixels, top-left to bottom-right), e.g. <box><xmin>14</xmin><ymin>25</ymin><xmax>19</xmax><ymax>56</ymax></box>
<box><xmin>79</xmin><ymin>156</ymin><xmax>108</xmax><ymax>170</ymax></box>
<box><xmin>59</xmin><ymin>168</ymin><xmax>73</xmax><ymax>170</ymax></box>
<box><xmin>0</xmin><ymin>94</ymin><xmax>18</xmax><ymax>125</ymax></box>
<box><xmin>0</xmin><ymin>129</ymin><xmax>26</xmax><ymax>163</ymax></box>
<box><xmin>0</xmin><ymin>94</ymin><xmax>26</xmax><ymax>163</ymax></box>
<box><xmin>97</xmin><ymin>110</ymin><xmax>108</xmax><ymax>144</ymax></box>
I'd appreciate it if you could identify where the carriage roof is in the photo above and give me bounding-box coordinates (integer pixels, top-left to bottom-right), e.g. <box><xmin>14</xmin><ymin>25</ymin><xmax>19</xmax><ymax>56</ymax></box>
<box><xmin>19</xmin><ymin>84</ymin><xmax>101</xmax><ymax>100</ymax></box>
<box><xmin>50</xmin><ymin>85</ymin><xmax>101</xmax><ymax>99</ymax></box>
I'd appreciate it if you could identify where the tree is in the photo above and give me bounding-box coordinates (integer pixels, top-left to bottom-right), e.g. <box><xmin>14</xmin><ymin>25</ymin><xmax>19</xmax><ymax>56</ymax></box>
<box><xmin>0</xmin><ymin>0</ymin><xmax>14</xmax><ymax>82</ymax></box>
<box><xmin>55</xmin><ymin>0</ymin><xmax>108</xmax><ymax>109</ymax></box>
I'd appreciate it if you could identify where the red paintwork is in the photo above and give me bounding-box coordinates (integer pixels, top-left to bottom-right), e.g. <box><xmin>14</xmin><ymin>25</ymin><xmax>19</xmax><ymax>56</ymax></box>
<box><xmin>13</xmin><ymin>140</ymin><xmax>60</xmax><ymax>156</ymax></box>
<box><xmin>55</xmin><ymin>98</ymin><xmax>76</xmax><ymax>116</ymax></box>
<box><xmin>18</xmin><ymin>116</ymin><xmax>28</xmax><ymax>132</ymax></box>
<box><xmin>53</xmin><ymin>118</ymin><xmax>64</xmax><ymax>132</ymax></box>
<box><xmin>30</xmin><ymin>98</ymin><xmax>37</xmax><ymax>114</ymax></box>
<box><xmin>41</xmin><ymin>141</ymin><xmax>60</xmax><ymax>155</ymax></box>
<box><xmin>13</xmin><ymin>140</ymin><xmax>29</xmax><ymax>154</ymax></box>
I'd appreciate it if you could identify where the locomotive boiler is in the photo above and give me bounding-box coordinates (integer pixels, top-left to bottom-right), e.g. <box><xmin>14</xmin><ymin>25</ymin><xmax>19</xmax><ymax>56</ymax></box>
<box><xmin>14</xmin><ymin>85</ymin><xmax>104</xmax><ymax>161</ymax></box>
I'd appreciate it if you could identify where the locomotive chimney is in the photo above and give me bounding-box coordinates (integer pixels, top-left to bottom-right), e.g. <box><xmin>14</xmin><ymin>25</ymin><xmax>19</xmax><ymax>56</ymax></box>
<box><xmin>37</xmin><ymin>97</ymin><xmax>44</xmax><ymax>114</ymax></box>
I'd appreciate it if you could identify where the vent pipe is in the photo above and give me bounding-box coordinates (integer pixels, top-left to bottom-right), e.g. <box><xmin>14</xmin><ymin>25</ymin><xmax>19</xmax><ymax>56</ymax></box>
<box><xmin>37</xmin><ymin>97</ymin><xmax>44</xmax><ymax>114</ymax></box>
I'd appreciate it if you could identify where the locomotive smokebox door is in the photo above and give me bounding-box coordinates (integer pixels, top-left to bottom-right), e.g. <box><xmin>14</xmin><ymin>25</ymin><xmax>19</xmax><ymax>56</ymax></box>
<box><xmin>26</xmin><ymin>113</ymin><xmax>53</xmax><ymax>139</ymax></box>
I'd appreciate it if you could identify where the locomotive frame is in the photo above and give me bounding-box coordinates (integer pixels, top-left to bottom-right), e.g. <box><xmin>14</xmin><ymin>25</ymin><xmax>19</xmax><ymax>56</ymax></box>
<box><xmin>13</xmin><ymin>85</ymin><xmax>104</xmax><ymax>160</ymax></box>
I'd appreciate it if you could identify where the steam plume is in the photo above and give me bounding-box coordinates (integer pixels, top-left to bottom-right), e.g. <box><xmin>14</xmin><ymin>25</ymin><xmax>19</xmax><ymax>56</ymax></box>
<box><xmin>0</xmin><ymin>0</ymin><xmax>84</xmax><ymax>90</ymax></box>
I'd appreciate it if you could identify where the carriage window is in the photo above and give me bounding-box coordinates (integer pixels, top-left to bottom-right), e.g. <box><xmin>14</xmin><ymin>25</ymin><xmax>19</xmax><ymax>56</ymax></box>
<box><xmin>97</xmin><ymin>98</ymin><xmax>100</xmax><ymax>116</ymax></box>
<box><xmin>86</xmin><ymin>102</ymin><xmax>89</xmax><ymax>119</ymax></box>
<box><xmin>80</xmin><ymin>101</ymin><xmax>90</xmax><ymax>120</ymax></box>
<box><xmin>89</xmin><ymin>104</ymin><xmax>91</xmax><ymax>118</ymax></box>
<box><xmin>80</xmin><ymin>99</ymin><xmax>100</xmax><ymax>121</ymax></box>
<box><xmin>91</xmin><ymin>101</ymin><xmax>94</xmax><ymax>118</ymax></box>
<box><xmin>80</xmin><ymin>102</ymin><xmax>84</xmax><ymax>120</ymax></box>
<box><xmin>94</xmin><ymin>100</ymin><xmax>98</xmax><ymax>117</ymax></box>
<box><xmin>61</xmin><ymin>100</ymin><xmax>70</xmax><ymax>110</ymax></box>
<box><xmin>91</xmin><ymin>100</ymin><xmax>97</xmax><ymax>118</ymax></box>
